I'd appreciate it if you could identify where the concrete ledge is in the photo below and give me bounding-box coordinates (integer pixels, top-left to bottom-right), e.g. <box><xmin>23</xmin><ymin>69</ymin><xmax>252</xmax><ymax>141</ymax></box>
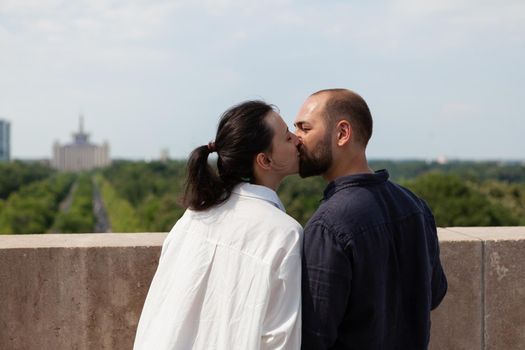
<box><xmin>430</xmin><ymin>229</ymin><xmax>483</xmax><ymax>350</ymax></box>
<box><xmin>0</xmin><ymin>233</ymin><xmax>167</xmax><ymax>248</ymax></box>
<box><xmin>445</xmin><ymin>227</ymin><xmax>525</xmax><ymax>350</ymax></box>
<box><xmin>0</xmin><ymin>233</ymin><xmax>166</xmax><ymax>350</ymax></box>
<box><xmin>1</xmin><ymin>228</ymin><xmax>525</xmax><ymax>350</ymax></box>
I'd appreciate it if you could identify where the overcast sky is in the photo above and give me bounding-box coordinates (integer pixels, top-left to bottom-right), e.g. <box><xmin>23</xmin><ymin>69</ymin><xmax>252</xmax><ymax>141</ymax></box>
<box><xmin>1</xmin><ymin>0</ymin><xmax>523</xmax><ymax>160</ymax></box>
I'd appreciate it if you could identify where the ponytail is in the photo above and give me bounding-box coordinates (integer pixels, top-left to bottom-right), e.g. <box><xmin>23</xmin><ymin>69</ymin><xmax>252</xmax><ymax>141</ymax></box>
<box><xmin>182</xmin><ymin>145</ymin><xmax>225</xmax><ymax>211</ymax></box>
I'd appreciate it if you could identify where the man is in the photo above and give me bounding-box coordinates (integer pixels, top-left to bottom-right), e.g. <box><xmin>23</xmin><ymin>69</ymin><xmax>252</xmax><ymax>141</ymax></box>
<box><xmin>294</xmin><ymin>89</ymin><xmax>447</xmax><ymax>350</ymax></box>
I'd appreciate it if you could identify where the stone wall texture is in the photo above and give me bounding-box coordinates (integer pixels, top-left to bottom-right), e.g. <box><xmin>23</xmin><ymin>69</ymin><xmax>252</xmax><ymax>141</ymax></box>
<box><xmin>1</xmin><ymin>228</ymin><xmax>524</xmax><ymax>350</ymax></box>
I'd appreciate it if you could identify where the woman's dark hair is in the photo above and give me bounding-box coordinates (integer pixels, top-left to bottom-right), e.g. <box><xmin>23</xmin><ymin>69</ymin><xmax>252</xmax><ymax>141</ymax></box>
<box><xmin>182</xmin><ymin>100</ymin><xmax>275</xmax><ymax>211</ymax></box>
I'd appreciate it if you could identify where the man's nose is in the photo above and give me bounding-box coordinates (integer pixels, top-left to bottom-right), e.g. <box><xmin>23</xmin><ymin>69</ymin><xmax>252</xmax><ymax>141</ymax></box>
<box><xmin>294</xmin><ymin>127</ymin><xmax>305</xmax><ymax>139</ymax></box>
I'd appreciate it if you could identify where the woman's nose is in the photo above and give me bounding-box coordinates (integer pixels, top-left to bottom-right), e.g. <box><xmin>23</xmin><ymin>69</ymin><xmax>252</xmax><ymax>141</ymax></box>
<box><xmin>292</xmin><ymin>133</ymin><xmax>301</xmax><ymax>146</ymax></box>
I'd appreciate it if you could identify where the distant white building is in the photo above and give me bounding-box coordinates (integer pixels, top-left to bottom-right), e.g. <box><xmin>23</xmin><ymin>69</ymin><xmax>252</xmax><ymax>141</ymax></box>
<box><xmin>436</xmin><ymin>155</ymin><xmax>449</xmax><ymax>165</ymax></box>
<box><xmin>0</xmin><ymin>119</ymin><xmax>10</xmax><ymax>162</ymax></box>
<box><xmin>52</xmin><ymin>116</ymin><xmax>111</xmax><ymax>172</ymax></box>
<box><xmin>160</xmin><ymin>148</ymin><xmax>170</xmax><ymax>162</ymax></box>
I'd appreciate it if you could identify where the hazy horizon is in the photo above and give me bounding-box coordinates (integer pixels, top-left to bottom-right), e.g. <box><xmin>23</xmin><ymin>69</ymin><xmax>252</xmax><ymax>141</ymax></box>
<box><xmin>8</xmin><ymin>155</ymin><xmax>525</xmax><ymax>163</ymax></box>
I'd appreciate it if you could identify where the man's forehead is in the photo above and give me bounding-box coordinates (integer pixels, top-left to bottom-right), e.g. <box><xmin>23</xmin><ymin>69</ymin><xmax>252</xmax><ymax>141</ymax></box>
<box><xmin>295</xmin><ymin>94</ymin><xmax>327</xmax><ymax>123</ymax></box>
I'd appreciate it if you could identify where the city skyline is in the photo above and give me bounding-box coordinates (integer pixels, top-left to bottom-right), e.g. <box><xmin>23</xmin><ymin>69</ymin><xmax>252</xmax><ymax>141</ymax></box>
<box><xmin>1</xmin><ymin>0</ymin><xmax>523</xmax><ymax>161</ymax></box>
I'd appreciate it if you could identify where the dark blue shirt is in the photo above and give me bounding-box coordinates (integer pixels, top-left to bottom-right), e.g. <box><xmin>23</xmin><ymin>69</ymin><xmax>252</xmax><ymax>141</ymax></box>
<box><xmin>301</xmin><ymin>170</ymin><xmax>447</xmax><ymax>350</ymax></box>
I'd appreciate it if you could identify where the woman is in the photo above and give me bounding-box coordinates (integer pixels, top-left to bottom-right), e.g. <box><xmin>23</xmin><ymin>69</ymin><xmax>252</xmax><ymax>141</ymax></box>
<box><xmin>134</xmin><ymin>101</ymin><xmax>303</xmax><ymax>350</ymax></box>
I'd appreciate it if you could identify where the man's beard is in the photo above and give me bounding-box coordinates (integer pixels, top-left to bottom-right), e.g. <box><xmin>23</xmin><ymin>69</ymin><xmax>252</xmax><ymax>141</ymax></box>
<box><xmin>298</xmin><ymin>133</ymin><xmax>333</xmax><ymax>178</ymax></box>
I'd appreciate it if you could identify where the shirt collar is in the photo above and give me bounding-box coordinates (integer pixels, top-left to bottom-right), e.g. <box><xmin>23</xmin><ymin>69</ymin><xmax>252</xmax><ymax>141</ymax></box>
<box><xmin>323</xmin><ymin>169</ymin><xmax>390</xmax><ymax>200</ymax></box>
<box><xmin>232</xmin><ymin>183</ymin><xmax>286</xmax><ymax>212</ymax></box>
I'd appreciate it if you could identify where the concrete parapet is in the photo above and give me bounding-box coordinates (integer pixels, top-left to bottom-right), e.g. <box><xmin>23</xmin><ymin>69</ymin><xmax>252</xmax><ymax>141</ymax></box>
<box><xmin>430</xmin><ymin>229</ymin><xmax>483</xmax><ymax>350</ymax></box>
<box><xmin>0</xmin><ymin>233</ymin><xmax>165</xmax><ymax>350</ymax></box>
<box><xmin>1</xmin><ymin>228</ymin><xmax>524</xmax><ymax>350</ymax></box>
<box><xmin>444</xmin><ymin>227</ymin><xmax>525</xmax><ymax>350</ymax></box>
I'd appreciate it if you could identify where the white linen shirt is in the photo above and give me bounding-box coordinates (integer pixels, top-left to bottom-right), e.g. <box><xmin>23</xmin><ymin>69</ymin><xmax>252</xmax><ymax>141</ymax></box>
<box><xmin>134</xmin><ymin>183</ymin><xmax>303</xmax><ymax>350</ymax></box>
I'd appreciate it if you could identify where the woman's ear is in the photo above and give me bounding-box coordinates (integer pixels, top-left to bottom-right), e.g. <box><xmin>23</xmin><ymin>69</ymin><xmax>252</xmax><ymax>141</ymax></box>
<box><xmin>255</xmin><ymin>152</ymin><xmax>272</xmax><ymax>171</ymax></box>
<box><xmin>336</xmin><ymin>120</ymin><xmax>352</xmax><ymax>146</ymax></box>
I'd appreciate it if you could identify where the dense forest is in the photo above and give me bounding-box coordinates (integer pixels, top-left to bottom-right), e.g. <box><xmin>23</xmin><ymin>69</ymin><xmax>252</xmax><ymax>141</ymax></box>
<box><xmin>0</xmin><ymin>159</ymin><xmax>524</xmax><ymax>234</ymax></box>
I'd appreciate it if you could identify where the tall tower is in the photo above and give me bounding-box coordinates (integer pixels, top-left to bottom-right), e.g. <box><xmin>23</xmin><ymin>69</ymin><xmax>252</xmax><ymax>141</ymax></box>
<box><xmin>0</xmin><ymin>119</ymin><xmax>10</xmax><ymax>162</ymax></box>
<box><xmin>73</xmin><ymin>114</ymin><xmax>90</xmax><ymax>145</ymax></box>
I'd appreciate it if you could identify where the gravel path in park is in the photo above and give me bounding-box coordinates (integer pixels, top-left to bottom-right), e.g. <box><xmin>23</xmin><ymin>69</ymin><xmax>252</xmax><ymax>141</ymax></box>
<box><xmin>59</xmin><ymin>181</ymin><xmax>77</xmax><ymax>213</ymax></box>
<box><xmin>92</xmin><ymin>177</ymin><xmax>111</xmax><ymax>233</ymax></box>
<box><xmin>50</xmin><ymin>181</ymin><xmax>77</xmax><ymax>233</ymax></box>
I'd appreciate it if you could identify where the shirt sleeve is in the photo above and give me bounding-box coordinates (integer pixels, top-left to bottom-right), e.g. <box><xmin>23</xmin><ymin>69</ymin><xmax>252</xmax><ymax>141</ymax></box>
<box><xmin>425</xmin><ymin>209</ymin><xmax>448</xmax><ymax>310</ymax></box>
<box><xmin>430</xmin><ymin>233</ymin><xmax>448</xmax><ymax>310</ymax></box>
<box><xmin>261</xmin><ymin>228</ymin><xmax>302</xmax><ymax>350</ymax></box>
<box><xmin>301</xmin><ymin>222</ymin><xmax>352</xmax><ymax>350</ymax></box>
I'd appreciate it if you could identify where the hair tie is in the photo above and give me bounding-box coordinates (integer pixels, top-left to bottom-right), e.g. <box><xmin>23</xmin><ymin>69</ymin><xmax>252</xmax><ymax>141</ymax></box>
<box><xmin>207</xmin><ymin>141</ymin><xmax>217</xmax><ymax>153</ymax></box>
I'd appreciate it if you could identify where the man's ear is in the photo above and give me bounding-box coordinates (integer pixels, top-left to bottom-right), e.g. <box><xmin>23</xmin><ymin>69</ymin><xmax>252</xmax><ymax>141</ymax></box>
<box><xmin>336</xmin><ymin>120</ymin><xmax>352</xmax><ymax>146</ymax></box>
<box><xmin>255</xmin><ymin>152</ymin><xmax>272</xmax><ymax>171</ymax></box>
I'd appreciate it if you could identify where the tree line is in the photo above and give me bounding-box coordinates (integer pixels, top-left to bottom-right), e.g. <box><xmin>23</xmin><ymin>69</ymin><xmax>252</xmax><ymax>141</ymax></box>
<box><xmin>0</xmin><ymin>160</ymin><xmax>524</xmax><ymax>234</ymax></box>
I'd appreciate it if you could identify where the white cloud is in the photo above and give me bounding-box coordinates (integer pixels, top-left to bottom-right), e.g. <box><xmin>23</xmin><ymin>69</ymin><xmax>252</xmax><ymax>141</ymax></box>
<box><xmin>441</xmin><ymin>102</ymin><xmax>479</xmax><ymax>119</ymax></box>
<box><xmin>0</xmin><ymin>0</ymin><xmax>181</xmax><ymax>40</ymax></box>
<box><xmin>392</xmin><ymin>0</ymin><xmax>525</xmax><ymax>37</ymax></box>
<box><xmin>284</xmin><ymin>0</ymin><xmax>525</xmax><ymax>56</ymax></box>
<box><xmin>0</xmin><ymin>0</ymin><xmax>65</xmax><ymax>15</ymax></box>
<box><xmin>393</xmin><ymin>0</ymin><xmax>474</xmax><ymax>16</ymax></box>
<box><xmin>0</xmin><ymin>0</ymin><xmax>180</xmax><ymax>72</ymax></box>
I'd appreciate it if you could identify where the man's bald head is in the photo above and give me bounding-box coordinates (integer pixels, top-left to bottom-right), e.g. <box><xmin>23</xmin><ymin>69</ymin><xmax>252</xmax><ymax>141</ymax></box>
<box><xmin>312</xmin><ymin>88</ymin><xmax>373</xmax><ymax>147</ymax></box>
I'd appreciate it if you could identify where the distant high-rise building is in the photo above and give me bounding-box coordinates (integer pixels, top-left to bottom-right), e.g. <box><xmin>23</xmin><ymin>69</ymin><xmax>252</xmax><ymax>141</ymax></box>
<box><xmin>160</xmin><ymin>148</ymin><xmax>170</xmax><ymax>162</ymax></box>
<box><xmin>52</xmin><ymin>115</ymin><xmax>111</xmax><ymax>172</ymax></box>
<box><xmin>0</xmin><ymin>119</ymin><xmax>10</xmax><ymax>162</ymax></box>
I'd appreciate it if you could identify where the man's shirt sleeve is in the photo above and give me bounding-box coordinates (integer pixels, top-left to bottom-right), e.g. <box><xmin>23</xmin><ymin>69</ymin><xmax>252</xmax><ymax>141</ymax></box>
<box><xmin>430</xmin><ymin>233</ymin><xmax>448</xmax><ymax>310</ymax></box>
<box><xmin>425</xmin><ymin>208</ymin><xmax>448</xmax><ymax>310</ymax></box>
<box><xmin>301</xmin><ymin>221</ymin><xmax>352</xmax><ymax>350</ymax></box>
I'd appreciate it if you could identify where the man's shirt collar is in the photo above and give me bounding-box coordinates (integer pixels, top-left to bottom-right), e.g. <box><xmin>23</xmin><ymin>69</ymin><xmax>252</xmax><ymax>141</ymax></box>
<box><xmin>232</xmin><ymin>182</ymin><xmax>286</xmax><ymax>212</ymax></box>
<box><xmin>323</xmin><ymin>169</ymin><xmax>390</xmax><ymax>200</ymax></box>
